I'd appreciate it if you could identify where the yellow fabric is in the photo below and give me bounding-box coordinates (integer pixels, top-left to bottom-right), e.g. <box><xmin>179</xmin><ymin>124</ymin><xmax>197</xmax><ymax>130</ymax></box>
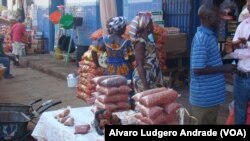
<box><xmin>90</xmin><ymin>45</ymin><xmax>101</xmax><ymax>53</ymax></box>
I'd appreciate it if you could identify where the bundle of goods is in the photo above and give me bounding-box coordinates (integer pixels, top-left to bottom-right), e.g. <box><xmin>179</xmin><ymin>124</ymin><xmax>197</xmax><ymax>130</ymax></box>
<box><xmin>132</xmin><ymin>87</ymin><xmax>181</xmax><ymax>125</ymax></box>
<box><xmin>92</xmin><ymin>75</ymin><xmax>132</xmax><ymax>112</ymax></box>
<box><xmin>76</xmin><ymin>47</ymin><xmax>101</xmax><ymax>103</ymax></box>
<box><xmin>94</xmin><ymin>109</ymin><xmax>121</xmax><ymax>135</ymax></box>
<box><xmin>54</xmin><ymin>107</ymin><xmax>91</xmax><ymax>135</ymax></box>
<box><xmin>90</xmin><ymin>28</ymin><xmax>104</xmax><ymax>41</ymax></box>
<box><xmin>54</xmin><ymin>107</ymin><xmax>74</xmax><ymax>126</ymax></box>
<box><xmin>153</xmin><ymin>24</ymin><xmax>168</xmax><ymax>73</ymax></box>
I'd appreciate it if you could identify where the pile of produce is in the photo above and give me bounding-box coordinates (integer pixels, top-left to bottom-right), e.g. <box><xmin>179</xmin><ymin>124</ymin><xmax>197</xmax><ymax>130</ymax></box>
<box><xmin>153</xmin><ymin>24</ymin><xmax>168</xmax><ymax>73</ymax></box>
<box><xmin>132</xmin><ymin>87</ymin><xmax>181</xmax><ymax>125</ymax></box>
<box><xmin>91</xmin><ymin>75</ymin><xmax>132</xmax><ymax>112</ymax></box>
<box><xmin>55</xmin><ymin>107</ymin><xmax>74</xmax><ymax>126</ymax></box>
<box><xmin>76</xmin><ymin>46</ymin><xmax>101</xmax><ymax>103</ymax></box>
<box><xmin>54</xmin><ymin>107</ymin><xmax>91</xmax><ymax>135</ymax></box>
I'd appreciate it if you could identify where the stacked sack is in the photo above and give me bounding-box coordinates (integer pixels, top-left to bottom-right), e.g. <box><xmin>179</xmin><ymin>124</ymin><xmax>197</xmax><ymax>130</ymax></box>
<box><xmin>91</xmin><ymin>75</ymin><xmax>132</xmax><ymax>112</ymax></box>
<box><xmin>133</xmin><ymin>87</ymin><xmax>181</xmax><ymax>125</ymax></box>
<box><xmin>153</xmin><ymin>24</ymin><xmax>168</xmax><ymax>73</ymax></box>
<box><xmin>76</xmin><ymin>47</ymin><xmax>101</xmax><ymax>103</ymax></box>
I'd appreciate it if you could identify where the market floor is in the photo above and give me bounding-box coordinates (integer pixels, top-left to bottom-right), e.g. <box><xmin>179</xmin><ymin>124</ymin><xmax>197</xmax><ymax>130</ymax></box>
<box><xmin>0</xmin><ymin>64</ymin><xmax>89</xmax><ymax>139</ymax></box>
<box><xmin>0</xmin><ymin>65</ymin><xmax>88</xmax><ymax>109</ymax></box>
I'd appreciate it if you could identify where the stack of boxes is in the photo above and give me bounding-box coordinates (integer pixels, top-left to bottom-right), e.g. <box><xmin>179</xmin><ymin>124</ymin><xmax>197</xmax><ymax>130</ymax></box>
<box><xmin>151</xmin><ymin>11</ymin><xmax>164</xmax><ymax>27</ymax></box>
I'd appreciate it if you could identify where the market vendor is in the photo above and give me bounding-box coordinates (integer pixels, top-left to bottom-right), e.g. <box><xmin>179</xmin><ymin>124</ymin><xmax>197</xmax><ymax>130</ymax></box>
<box><xmin>129</xmin><ymin>12</ymin><xmax>163</xmax><ymax>93</ymax></box>
<box><xmin>91</xmin><ymin>16</ymin><xmax>135</xmax><ymax>105</ymax></box>
<box><xmin>91</xmin><ymin>16</ymin><xmax>134</xmax><ymax>79</ymax></box>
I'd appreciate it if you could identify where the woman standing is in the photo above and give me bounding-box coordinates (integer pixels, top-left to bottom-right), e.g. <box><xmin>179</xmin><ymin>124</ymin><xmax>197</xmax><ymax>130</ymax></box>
<box><xmin>91</xmin><ymin>16</ymin><xmax>134</xmax><ymax>79</ymax></box>
<box><xmin>129</xmin><ymin>12</ymin><xmax>163</xmax><ymax>93</ymax></box>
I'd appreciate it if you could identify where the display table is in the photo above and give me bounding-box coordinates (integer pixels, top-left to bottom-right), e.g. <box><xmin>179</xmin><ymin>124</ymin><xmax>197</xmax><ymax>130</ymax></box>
<box><xmin>31</xmin><ymin>106</ymin><xmax>103</xmax><ymax>141</ymax></box>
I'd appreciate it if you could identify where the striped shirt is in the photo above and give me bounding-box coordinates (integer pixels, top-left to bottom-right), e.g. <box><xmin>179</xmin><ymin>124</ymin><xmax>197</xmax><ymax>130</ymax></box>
<box><xmin>190</xmin><ymin>26</ymin><xmax>225</xmax><ymax>107</ymax></box>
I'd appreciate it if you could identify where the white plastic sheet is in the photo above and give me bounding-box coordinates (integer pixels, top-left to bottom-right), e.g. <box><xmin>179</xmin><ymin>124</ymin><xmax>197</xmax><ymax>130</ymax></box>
<box><xmin>32</xmin><ymin>107</ymin><xmax>103</xmax><ymax>141</ymax></box>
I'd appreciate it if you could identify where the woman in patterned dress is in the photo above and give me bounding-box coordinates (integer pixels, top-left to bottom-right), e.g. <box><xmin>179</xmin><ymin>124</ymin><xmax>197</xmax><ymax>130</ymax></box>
<box><xmin>129</xmin><ymin>12</ymin><xmax>163</xmax><ymax>93</ymax></box>
<box><xmin>91</xmin><ymin>16</ymin><xmax>134</xmax><ymax>79</ymax></box>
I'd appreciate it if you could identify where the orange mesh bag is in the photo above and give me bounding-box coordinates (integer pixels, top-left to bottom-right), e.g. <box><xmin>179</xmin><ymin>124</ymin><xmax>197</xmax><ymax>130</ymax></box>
<box><xmin>90</xmin><ymin>29</ymin><xmax>104</xmax><ymax>41</ymax></box>
<box><xmin>49</xmin><ymin>11</ymin><xmax>61</xmax><ymax>24</ymax></box>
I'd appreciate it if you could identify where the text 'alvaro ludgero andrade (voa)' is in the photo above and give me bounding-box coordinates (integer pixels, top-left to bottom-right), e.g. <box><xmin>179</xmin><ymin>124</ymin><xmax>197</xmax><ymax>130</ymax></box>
<box><xmin>105</xmin><ymin>125</ymin><xmax>249</xmax><ymax>140</ymax></box>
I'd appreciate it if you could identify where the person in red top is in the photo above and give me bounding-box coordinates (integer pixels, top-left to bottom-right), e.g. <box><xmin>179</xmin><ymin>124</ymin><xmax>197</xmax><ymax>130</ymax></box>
<box><xmin>11</xmin><ymin>19</ymin><xmax>26</xmax><ymax>63</ymax></box>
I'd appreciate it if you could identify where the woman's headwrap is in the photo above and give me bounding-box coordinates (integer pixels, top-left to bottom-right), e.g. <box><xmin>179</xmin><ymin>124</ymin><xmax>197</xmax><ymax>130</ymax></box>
<box><xmin>129</xmin><ymin>12</ymin><xmax>152</xmax><ymax>40</ymax></box>
<box><xmin>107</xmin><ymin>16</ymin><xmax>126</xmax><ymax>34</ymax></box>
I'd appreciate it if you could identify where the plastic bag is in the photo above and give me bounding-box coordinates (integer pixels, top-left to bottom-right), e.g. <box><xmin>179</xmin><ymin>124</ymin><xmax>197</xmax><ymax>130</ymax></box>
<box><xmin>94</xmin><ymin>99</ymin><xmax>117</xmax><ymax>111</ymax></box>
<box><xmin>74</xmin><ymin>124</ymin><xmax>90</xmax><ymax>134</ymax></box>
<box><xmin>135</xmin><ymin>102</ymin><xmax>163</xmax><ymax>119</ymax></box>
<box><xmin>97</xmin><ymin>94</ymin><xmax>128</xmax><ymax>103</ymax></box>
<box><xmin>163</xmin><ymin>103</ymin><xmax>181</xmax><ymax>114</ymax></box>
<box><xmin>140</xmin><ymin>89</ymin><xmax>178</xmax><ymax>107</ymax></box>
<box><xmin>100</xmin><ymin>76</ymin><xmax>127</xmax><ymax>87</ymax></box>
<box><xmin>92</xmin><ymin>75</ymin><xmax>117</xmax><ymax>85</ymax></box>
<box><xmin>132</xmin><ymin>87</ymin><xmax>167</xmax><ymax>101</ymax></box>
<box><xmin>96</xmin><ymin>85</ymin><xmax>119</xmax><ymax>95</ymax></box>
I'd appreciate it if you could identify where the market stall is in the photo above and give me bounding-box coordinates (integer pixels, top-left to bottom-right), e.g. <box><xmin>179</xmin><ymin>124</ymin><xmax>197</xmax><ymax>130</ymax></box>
<box><xmin>31</xmin><ymin>106</ymin><xmax>193</xmax><ymax>141</ymax></box>
<box><xmin>32</xmin><ymin>106</ymin><xmax>103</xmax><ymax>141</ymax></box>
<box><xmin>32</xmin><ymin>73</ymin><xmax>195</xmax><ymax>141</ymax></box>
<box><xmin>31</xmin><ymin>106</ymin><xmax>141</xmax><ymax>141</ymax></box>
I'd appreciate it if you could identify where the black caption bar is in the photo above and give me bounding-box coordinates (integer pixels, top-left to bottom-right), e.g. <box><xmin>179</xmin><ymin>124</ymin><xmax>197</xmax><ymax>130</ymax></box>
<box><xmin>105</xmin><ymin>125</ymin><xmax>250</xmax><ymax>141</ymax></box>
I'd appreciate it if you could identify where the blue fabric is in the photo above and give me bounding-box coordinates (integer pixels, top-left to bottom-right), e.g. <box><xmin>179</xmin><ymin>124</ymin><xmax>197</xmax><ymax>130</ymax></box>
<box><xmin>190</xmin><ymin>26</ymin><xmax>225</xmax><ymax>107</ymax></box>
<box><xmin>233</xmin><ymin>74</ymin><xmax>250</xmax><ymax>124</ymax></box>
<box><xmin>108</xmin><ymin>57</ymin><xmax>125</xmax><ymax>64</ymax></box>
<box><xmin>0</xmin><ymin>57</ymin><xmax>10</xmax><ymax>78</ymax></box>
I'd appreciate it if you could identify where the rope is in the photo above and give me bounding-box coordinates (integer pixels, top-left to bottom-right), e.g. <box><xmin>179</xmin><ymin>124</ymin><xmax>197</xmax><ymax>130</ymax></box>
<box><xmin>177</xmin><ymin>107</ymin><xmax>198</xmax><ymax>125</ymax></box>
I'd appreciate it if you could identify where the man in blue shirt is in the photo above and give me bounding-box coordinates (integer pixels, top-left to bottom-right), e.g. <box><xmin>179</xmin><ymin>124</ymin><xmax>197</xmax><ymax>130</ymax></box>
<box><xmin>190</xmin><ymin>3</ymin><xmax>236</xmax><ymax>124</ymax></box>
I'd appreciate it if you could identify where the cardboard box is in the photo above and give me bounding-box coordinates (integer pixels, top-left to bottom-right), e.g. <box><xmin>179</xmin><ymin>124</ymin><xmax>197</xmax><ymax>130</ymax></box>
<box><xmin>164</xmin><ymin>33</ymin><xmax>187</xmax><ymax>53</ymax></box>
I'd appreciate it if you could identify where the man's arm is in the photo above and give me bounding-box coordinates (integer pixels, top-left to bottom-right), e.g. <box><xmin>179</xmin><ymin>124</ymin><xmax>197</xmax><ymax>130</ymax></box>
<box><xmin>193</xmin><ymin>64</ymin><xmax>236</xmax><ymax>75</ymax></box>
<box><xmin>191</xmin><ymin>40</ymin><xmax>236</xmax><ymax>75</ymax></box>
